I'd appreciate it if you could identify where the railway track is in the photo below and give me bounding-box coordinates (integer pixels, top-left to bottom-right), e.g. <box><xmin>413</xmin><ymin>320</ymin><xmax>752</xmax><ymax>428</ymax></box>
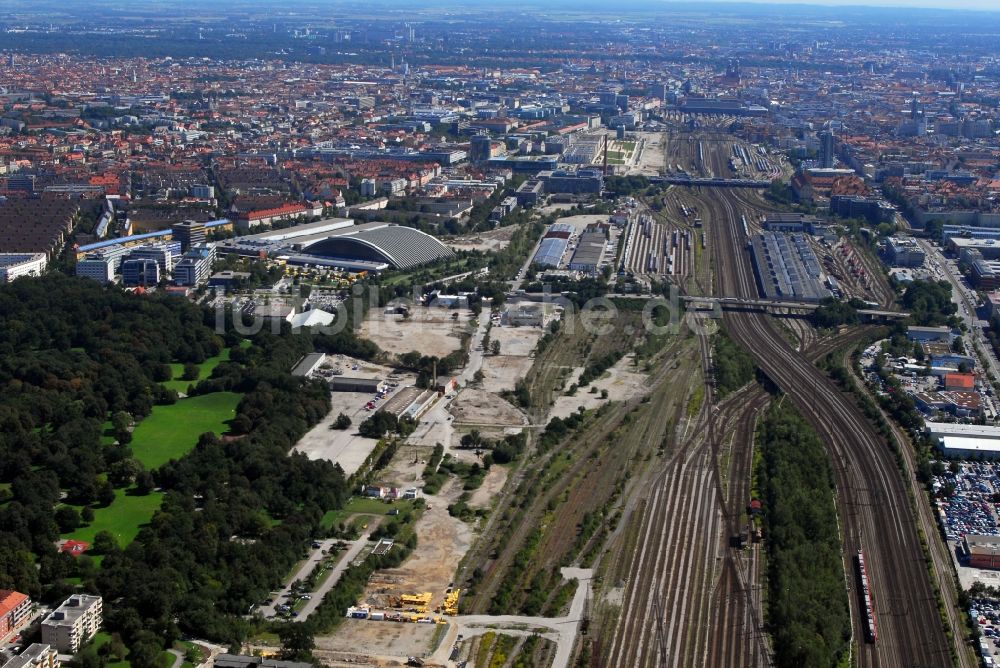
<box><xmin>703</xmin><ymin>177</ymin><xmax>954</xmax><ymax>666</ymax></box>
<box><xmin>598</xmin><ymin>134</ymin><xmax>954</xmax><ymax>668</ymax></box>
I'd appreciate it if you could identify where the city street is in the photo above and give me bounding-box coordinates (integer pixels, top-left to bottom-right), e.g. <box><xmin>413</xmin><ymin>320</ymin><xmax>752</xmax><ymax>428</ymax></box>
<box><xmin>918</xmin><ymin>239</ymin><xmax>1000</xmax><ymax>384</ymax></box>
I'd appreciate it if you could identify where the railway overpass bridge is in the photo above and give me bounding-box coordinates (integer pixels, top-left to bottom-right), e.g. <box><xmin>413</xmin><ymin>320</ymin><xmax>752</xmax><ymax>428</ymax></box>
<box><xmin>681</xmin><ymin>295</ymin><xmax>908</xmax><ymax>320</ymax></box>
<box><xmin>508</xmin><ymin>291</ymin><xmax>908</xmax><ymax>321</ymax></box>
<box><xmin>649</xmin><ymin>176</ymin><xmax>772</xmax><ymax>188</ymax></box>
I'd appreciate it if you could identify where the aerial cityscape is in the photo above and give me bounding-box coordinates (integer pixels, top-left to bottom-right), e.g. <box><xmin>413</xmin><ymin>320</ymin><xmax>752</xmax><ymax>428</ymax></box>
<box><xmin>3</xmin><ymin>1</ymin><xmax>1000</xmax><ymax>667</ymax></box>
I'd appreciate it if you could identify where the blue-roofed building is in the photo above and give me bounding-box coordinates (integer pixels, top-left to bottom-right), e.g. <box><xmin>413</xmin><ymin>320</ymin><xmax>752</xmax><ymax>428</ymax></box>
<box><xmin>74</xmin><ymin>219</ymin><xmax>233</xmax><ymax>261</ymax></box>
<box><xmin>75</xmin><ymin>230</ymin><xmax>173</xmax><ymax>260</ymax></box>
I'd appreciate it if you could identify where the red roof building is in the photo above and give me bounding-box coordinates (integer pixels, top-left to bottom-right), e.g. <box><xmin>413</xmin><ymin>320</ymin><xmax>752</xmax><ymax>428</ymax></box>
<box><xmin>0</xmin><ymin>590</ymin><xmax>31</xmax><ymax>638</ymax></box>
<box><xmin>944</xmin><ymin>373</ymin><xmax>975</xmax><ymax>391</ymax></box>
<box><xmin>60</xmin><ymin>540</ymin><xmax>90</xmax><ymax>557</ymax></box>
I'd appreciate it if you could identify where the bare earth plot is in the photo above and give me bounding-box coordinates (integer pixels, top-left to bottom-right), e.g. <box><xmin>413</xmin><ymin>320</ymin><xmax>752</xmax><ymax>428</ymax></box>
<box><xmin>549</xmin><ymin>355</ymin><xmax>651</xmax><ymax>420</ymax></box>
<box><xmin>479</xmin><ymin>325</ymin><xmax>545</xmax><ymax>392</ymax></box>
<box><xmin>447</xmin><ymin>225</ymin><xmax>518</xmax><ymax>253</ymax></box>
<box><xmin>360</xmin><ymin>308</ymin><xmax>472</xmax><ymax>359</ymax></box>
<box><xmin>468</xmin><ymin>465</ymin><xmax>509</xmax><ymax>509</ymax></box>
<box><xmin>314</xmin><ymin>619</ymin><xmax>440</xmax><ymax>665</ymax></box>
<box><xmin>449</xmin><ymin>388</ymin><xmax>527</xmax><ymax>428</ymax></box>
<box><xmin>628</xmin><ymin>131</ymin><xmax>666</xmax><ymax>176</ymax></box>
<box><xmin>538</xmin><ymin>203</ymin><xmax>578</xmax><ymax>215</ymax></box>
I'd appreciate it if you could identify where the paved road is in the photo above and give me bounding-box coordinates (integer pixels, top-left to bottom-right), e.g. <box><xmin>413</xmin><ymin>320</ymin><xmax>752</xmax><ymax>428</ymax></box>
<box><xmin>297</xmin><ymin>529</ymin><xmax>378</xmax><ymax>619</ymax></box>
<box><xmin>457</xmin><ymin>315</ymin><xmax>489</xmax><ymax>387</ymax></box>
<box><xmin>428</xmin><ymin>567</ymin><xmax>592</xmax><ymax>668</ymax></box>
<box><xmin>258</xmin><ymin>528</ymin><xmax>378</xmax><ymax>620</ymax></box>
<box><xmin>257</xmin><ymin>539</ymin><xmax>339</xmax><ymax>618</ymax></box>
<box><xmin>510</xmin><ymin>223</ymin><xmax>545</xmax><ymax>293</ymax></box>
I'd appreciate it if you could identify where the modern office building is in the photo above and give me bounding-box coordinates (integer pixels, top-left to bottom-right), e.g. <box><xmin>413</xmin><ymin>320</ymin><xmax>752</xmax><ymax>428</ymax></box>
<box><xmin>75</xmin><ymin>253</ymin><xmax>117</xmax><ymax>283</ymax></box>
<box><xmin>818</xmin><ymin>130</ymin><xmax>835</xmax><ymax>169</ymax></box>
<box><xmin>173</xmin><ymin>220</ymin><xmax>206</xmax><ymax>252</ymax></box>
<box><xmin>126</xmin><ymin>245</ymin><xmax>174</xmax><ymax>274</ymax></box>
<box><xmin>885</xmin><ymin>236</ymin><xmax>926</xmax><ymax>267</ymax></box>
<box><xmin>121</xmin><ymin>258</ymin><xmax>160</xmax><ymax>287</ymax></box>
<box><xmin>537</xmin><ymin>169</ymin><xmax>604</xmax><ymax>195</ymax></box>
<box><xmin>469</xmin><ymin>134</ymin><xmax>493</xmax><ymax>163</ymax></box>
<box><xmin>40</xmin><ymin>595</ymin><xmax>102</xmax><ymax>653</ymax></box>
<box><xmin>172</xmin><ymin>245</ymin><xmax>216</xmax><ymax>287</ymax></box>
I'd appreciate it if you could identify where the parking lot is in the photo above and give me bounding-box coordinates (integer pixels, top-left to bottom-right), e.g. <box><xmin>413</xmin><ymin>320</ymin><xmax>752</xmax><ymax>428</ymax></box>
<box><xmin>293</xmin><ymin>358</ymin><xmax>415</xmax><ymax>476</ymax></box>
<box><xmin>934</xmin><ymin>462</ymin><xmax>1000</xmax><ymax>541</ymax></box>
<box><xmin>971</xmin><ymin>598</ymin><xmax>1000</xmax><ymax>665</ymax></box>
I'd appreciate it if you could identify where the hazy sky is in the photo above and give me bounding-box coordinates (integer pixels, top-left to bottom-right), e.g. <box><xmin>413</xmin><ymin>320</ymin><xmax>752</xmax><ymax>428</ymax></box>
<box><xmin>698</xmin><ymin>0</ymin><xmax>998</xmax><ymax>9</ymax></box>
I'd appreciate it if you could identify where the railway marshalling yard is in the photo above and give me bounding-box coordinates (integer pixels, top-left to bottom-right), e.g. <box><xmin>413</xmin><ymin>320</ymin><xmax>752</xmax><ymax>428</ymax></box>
<box><xmin>267</xmin><ymin>127</ymin><xmax>973</xmax><ymax>668</ymax></box>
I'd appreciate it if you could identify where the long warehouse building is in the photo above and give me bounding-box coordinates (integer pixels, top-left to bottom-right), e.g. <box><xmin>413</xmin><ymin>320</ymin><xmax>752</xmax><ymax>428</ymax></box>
<box><xmin>532</xmin><ymin>237</ymin><xmax>569</xmax><ymax>267</ymax></box>
<box><xmin>749</xmin><ymin>232</ymin><xmax>830</xmax><ymax>302</ymax></box>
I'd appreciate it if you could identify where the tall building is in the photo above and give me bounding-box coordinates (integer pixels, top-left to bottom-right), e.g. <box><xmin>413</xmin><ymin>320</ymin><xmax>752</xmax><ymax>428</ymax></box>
<box><xmin>121</xmin><ymin>258</ymin><xmax>160</xmax><ymax>287</ymax></box>
<box><xmin>818</xmin><ymin>130</ymin><xmax>835</xmax><ymax>169</ymax></box>
<box><xmin>469</xmin><ymin>134</ymin><xmax>493</xmax><ymax>163</ymax></box>
<box><xmin>173</xmin><ymin>220</ymin><xmax>206</xmax><ymax>253</ymax></box>
<box><xmin>648</xmin><ymin>83</ymin><xmax>668</xmax><ymax>101</ymax></box>
<box><xmin>598</xmin><ymin>90</ymin><xmax>618</xmax><ymax>107</ymax></box>
<box><xmin>40</xmin><ymin>595</ymin><xmax>102</xmax><ymax>653</ymax></box>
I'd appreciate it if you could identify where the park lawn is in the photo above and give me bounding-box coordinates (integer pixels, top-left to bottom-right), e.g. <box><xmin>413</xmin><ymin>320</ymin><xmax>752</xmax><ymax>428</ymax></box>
<box><xmin>130</xmin><ymin>392</ymin><xmax>241</xmax><ymax>469</ymax></box>
<box><xmin>100</xmin><ymin>420</ymin><xmax>116</xmax><ymax>445</ymax></box>
<box><xmin>163</xmin><ymin>348</ymin><xmax>232</xmax><ymax>394</ymax></box>
<box><xmin>320</xmin><ymin>497</ymin><xmax>412</xmax><ymax>529</ymax></box>
<box><xmin>64</xmin><ymin>489</ymin><xmax>164</xmax><ymax>548</ymax></box>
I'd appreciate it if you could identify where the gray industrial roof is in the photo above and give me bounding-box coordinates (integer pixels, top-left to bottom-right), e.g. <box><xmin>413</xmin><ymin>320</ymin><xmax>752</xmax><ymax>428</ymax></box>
<box><xmin>569</xmin><ymin>231</ymin><xmax>606</xmax><ymax>268</ymax></box>
<box><xmin>532</xmin><ymin>237</ymin><xmax>568</xmax><ymax>267</ymax></box>
<box><xmin>750</xmin><ymin>232</ymin><xmax>830</xmax><ymax>302</ymax></box>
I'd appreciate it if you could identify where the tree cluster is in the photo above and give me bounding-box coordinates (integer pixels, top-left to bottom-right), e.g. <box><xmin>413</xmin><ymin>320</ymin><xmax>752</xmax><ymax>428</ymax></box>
<box><xmin>712</xmin><ymin>330</ymin><xmax>756</xmax><ymax>396</ymax></box>
<box><xmin>900</xmin><ymin>279</ymin><xmax>958</xmax><ymax>327</ymax></box>
<box><xmin>757</xmin><ymin>402</ymin><xmax>851</xmax><ymax>668</ymax></box>
<box><xmin>0</xmin><ymin>276</ymin><xmax>352</xmax><ymax>655</ymax></box>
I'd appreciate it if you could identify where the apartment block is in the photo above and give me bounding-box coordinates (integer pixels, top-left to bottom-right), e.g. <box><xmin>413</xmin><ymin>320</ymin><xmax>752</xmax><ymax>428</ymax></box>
<box><xmin>40</xmin><ymin>595</ymin><xmax>102</xmax><ymax>653</ymax></box>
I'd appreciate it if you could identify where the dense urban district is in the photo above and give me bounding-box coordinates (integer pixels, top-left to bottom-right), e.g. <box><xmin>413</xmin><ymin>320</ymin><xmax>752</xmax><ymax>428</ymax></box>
<box><xmin>4</xmin><ymin>1</ymin><xmax>1000</xmax><ymax>667</ymax></box>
